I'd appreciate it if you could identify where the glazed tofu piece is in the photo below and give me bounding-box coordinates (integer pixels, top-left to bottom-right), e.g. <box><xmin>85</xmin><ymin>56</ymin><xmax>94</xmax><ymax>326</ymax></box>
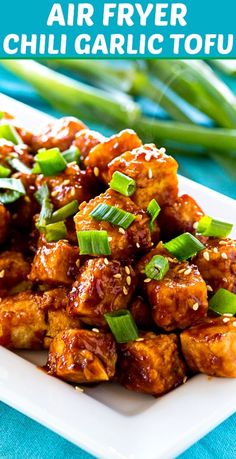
<box><xmin>181</xmin><ymin>317</ymin><xmax>236</xmax><ymax>377</ymax></box>
<box><xmin>46</xmin><ymin>329</ymin><xmax>117</xmax><ymax>383</ymax></box>
<box><xmin>129</xmin><ymin>296</ymin><xmax>155</xmax><ymax>330</ymax></box>
<box><xmin>108</xmin><ymin>144</ymin><xmax>178</xmax><ymax>209</ymax></box>
<box><xmin>0</xmin><ymin>251</ymin><xmax>30</xmax><ymax>293</ymax></box>
<box><xmin>74</xmin><ymin>189</ymin><xmax>152</xmax><ymax>261</ymax></box>
<box><xmin>0</xmin><ymin>292</ymin><xmax>47</xmax><ymax>349</ymax></box>
<box><xmin>0</xmin><ymin>289</ymin><xmax>81</xmax><ymax>349</ymax></box>
<box><xmin>194</xmin><ymin>238</ymin><xmax>236</xmax><ymax>294</ymax></box>
<box><xmin>29</xmin><ymin>240</ymin><xmax>79</xmax><ymax>285</ymax></box>
<box><xmin>0</xmin><ymin>204</ymin><xmax>10</xmax><ymax>245</ymax></box>
<box><xmin>74</xmin><ymin>129</ymin><xmax>106</xmax><ymax>161</ymax></box>
<box><xmin>31</xmin><ymin>117</ymin><xmax>86</xmax><ymax>152</ymax></box>
<box><xmin>118</xmin><ymin>333</ymin><xmax>186</xmax><ymax>396</ymax></box>
<box><xmin>137</xmin><ymin>243</ymin><xmax>208</xmax><ymax>331</ymax></box>
<box><xmin>36</xmin><ymin>163</ymin><xmax>98</xmax><ymax>209</ymax></box>
<box><xmin>0</xmin><ymin>139</ymin><xmax>33</xmax><ymax>168</ymax></box>
<box><xmin>158</xmin><ymin>194</ymin><xmax>204</xmax><ymax>241</ymax></box>
<box><xmin>68</xmin><ymin>258</ymin><xmax>137</xmax><ymax>327</ymax></box>
<box><xmin>84</xmin><ymin>129</ymin><xmax>142</xmax><ymax>183</ymax></box>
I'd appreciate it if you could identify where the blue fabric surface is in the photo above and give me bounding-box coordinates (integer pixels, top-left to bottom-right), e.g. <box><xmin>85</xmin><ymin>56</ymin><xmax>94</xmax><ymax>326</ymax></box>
<box><xmin>0</xmin><ymin>64</ymin><xmax>235</xmax><ymax>459</ymax></box>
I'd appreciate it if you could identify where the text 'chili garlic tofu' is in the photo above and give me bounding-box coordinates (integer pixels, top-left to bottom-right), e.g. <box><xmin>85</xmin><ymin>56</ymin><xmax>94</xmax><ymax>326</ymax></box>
<box><xmin>181</xmin><ymin>317</ymin><xmax>236</xmax><ymax>377</ymax></box>
<box><xmin>74</xmin><ymin>189</ymin><xmax>153</xmax><ymax>261</ymax></box>
<box><xmin>84</xmin><ymin>129</ymin><xmax>142</xmax><ymax>183</ymax></box>
<box><xmin>137</xmin><ymin>243</ymin><xmax>208</xmax><ymax>331</ymax></box>
<box><xmin>68</xmin><ymin>258</ymin><xmax>137</xmax><ymax>327</ymax></box>
<box><xmin>194</xmin><ymin>238</ymin><xmax>236</xmax><ymax>294</ymax></box>
<box><xmin>118</xmin><ymin>333</ymin><xmax>186</xmax><ymax>396</ymax></box>
<box><xmin>46</xmin><ymin>329</ymin><xmax>117</xmax><ymax>384</ymax></box>
<box><xmin>108</xmin><ymin>144</ymin><xmax>178</xmax><ymax>209</ymax></box>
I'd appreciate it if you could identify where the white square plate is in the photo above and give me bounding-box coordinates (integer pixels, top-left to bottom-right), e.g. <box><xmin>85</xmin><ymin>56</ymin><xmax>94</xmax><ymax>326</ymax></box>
<box><xmin>0</xmin><ymin>94</ymin><xmax>236</xmax><ymax>459</ymax></box>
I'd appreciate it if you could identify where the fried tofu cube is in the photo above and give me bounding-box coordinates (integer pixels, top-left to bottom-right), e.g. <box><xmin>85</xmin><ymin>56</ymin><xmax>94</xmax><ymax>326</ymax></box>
<box><xmin>74</xmin><ymin>189</ymin><xmax>152</xmax><ymax>261</ymax></box>
<box><xmin>36</xmin><ymin>163</ymin><xmax>98</xmax><ymax>209</ymax></box>
<box><xmin>108</xmin><ymin>144</ymin><xmax>178</xmax><ymax>209</ymax></box>
<box><xmin>0</xmin><ymin>251</ymin><xmax>30</xmax><ymax>293</ymax></box>
<box><xmin>0</xmin><ymin>140</ymin><xmax>33</xmax><ymax>168</ymax></box>
<box><xmin>158</xmin><ymin>194</ymin><xmax>204</xmax><ymax>241</ymax></box>
<box><xmin>118</xmin><ymin>333</ymin><xmax>186</xmax><ymax>396</ymax></box>
<box><xmin>44</xmin><ymin>309</ymin><xmax>81</xmax><ymax>348</ymax></box>
<box><xmin>137</xmin><ymin>243</ymin><xmax>208</xmax><ymax>331</ymax></box>
<box><xmin>0</xmin><ymin>204</ymin><xmax>10</xmax><ymax>245</ymax></box>
<box><xmin>74</xmin><ymin>129</ymin><xmax>106</xmax><ymax>161</ymax></box>
<box><xmin>46</xmin><ymin>329</ymin><xmax>117</xmax><ymax>383</ymax></box>
<box><xmin>84</xmin><ymin>129</ymin><xmax>142</xmax><ymax>183</ymax></box>
<box><xmin>194</xmin><ymin>238</ymin><xmax>236</xmax><ymax>293</ymax></box>
<box><xmin>31</xmin><ymin>117</ymin><xmax>86</xmax><ymax>152</ymax></box>
<box><xmin>68</xmin><ymin>258</ymin><xmax>137</xmax><ymax>327</ymax></box>
<box><xmin>29</xmin><ymin>240</ymin><xmax>79</xmax><ymax>285</ymax></box>
<box><xmin>0</xmin><ymin>292</ymin><xmax>47</xmax><ymax>349</ymax></box>
<box><xmin>129</xmin><ymin>296</ymin><xmax>155</xmax><ymax>330</ymax></box>
<box><xmin>181</xmin><ymin>317</ymin><xmax>236</xmax><ymax>377</ymax></box>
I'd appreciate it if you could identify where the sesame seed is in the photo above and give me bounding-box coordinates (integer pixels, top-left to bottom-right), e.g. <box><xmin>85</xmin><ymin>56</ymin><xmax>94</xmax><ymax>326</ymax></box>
<box><xmin>148</xmin><ymin>168</ymin><xmax>153</xmax><ymax>179</ymax></box>
<box><xmin>219</xmin><ymin>240</ymin><xmax>227</xmax><ymax>245</ymax></box>
<box><xmin>113</xmin><ymin>273</ymin><xmax>121</xmax><ymax>279</ymax></box>
<box><xmin>123</xmin><ymin>286</ymin><xmax>128</xmax><ymax>295</ymax></box>
<box><xmin>207</xmin><ymin>285</ymin><xmax>213</xmax><ymax>292</ymax></box>
<box><xmin>192</xmin><ymin>302</ymin><xmax>199</xmax><ymax>311</ymax></box>
<box><xmin>136</xmin><ymin>243</ymin><xmax>140</xmax><ymax>248</ymax></box>
<box><xmin>144</xmin><ymin>278</ymin><xmax>152</xmax><ymax>283</ymax></box>
<box><xmin>178</xmin><ymin>268</ymin><xmax>186</xmax><ymax>274</ymax></box>
<box><xmin>67</xmin><ymin>161</ymin><xmax>77</xmax><ymax>167</ymax></box>
<box><xmin>223</xmin><ymin>277</ymin><xmax>228</xmax><ymax>282</ymax></box>
<box><xmin>223</xmin><ymin>313</ymin><xmax>233</xmax><ymax>317</ymax></box>
<box><xmin>221</xmin><ymin>253</ymin><xmax>228</xmax><ymax>259</ymax></box>
<box><xmin>104</xmin><ymin>258</ymin><xmax>109</xmax><ymax>265</ymax></box>
<box><xmin>0</xmin><ymin>270</ymin><xmax>5</xmax><ymax>278</ymax></box>
<box><xmin>119</xmin><ymin>227</ymin><xmax>125</xmax><ymax>234</ymax></box>
<box><xmin>92</xmin><ymin>328</ymin><xmax>100</xmax><ymax>333</ymax></box>
<box><xmin>75</xmin><ymin>386</ymin><xmax>84</xmax><ymax>392</ymax></box>
<box><xmin>62</xmin><ymin>179</ymin><xmax>70</xmax><ymax>186</ymax></box>
<box><xmin>223</xmin><ymin>317</ymin><xmax>230</xmax><ymax>323</ymax></box>
<box><xmin>232</xmin><ymin>321</ymin><xmax>236</xmax><ymax>327</ymax></box>
<box><xmin>159</xmin><ymin>147</ymin><xmax>166</xmax><ymax>154</ymax></box>
<box><xmin>145</xmin><ymin>153</ymin><xmax>152</xmax><ymax>161</ymax></box>
<box><xmin>183</xmin><ymin>376</ymin><xmax>188</xmax><ymax>384</ymax></box>
<box><xmin>126</xmin><ymin>276</ymin><xmax>131</xmax><ymax>286</ymax></box>
<box><xmin>203</xmin><ymin>251</ymin><xmax>210</xmax><ymax>261</ymax></box>
<box><xmin>51</xmin><ymin>191</ymin><xmax>59</xmax><ymax>197</ymax></box>
<box><xmin>136</xmin><ymin>338</ymin><xmax>144</xmax><ymax>342</ymax></box>
<box><xmin>184</xmin><ymin>268</ymin><xmax>192</xmax><ymax>275</ymax></box>
<box><xmin>94</xmin><ymin>167</ymin><xmax>99</xmax><ymax>177</ymax></box>
<box><xmin>76</xmin><ymin>259</ymin><xmax>80</xmax><ymax>268</ymax></box>
<box><xmin>108</xmin><ymin>237</ymin><xmax>113</xmax><ymax>242</ymax></box>
<box><xmin>213</xmin><ymin>247</ymin><xmax>218</xmax><ymax>253</ymax></box>
<box><xmin>193</xmin><ymin>222</ymin><xmax>199</xmax><ymax>230</ymax></box>
<box><xmin>24</xmin><ymin>196</ymin><xmax>30</xmax><ymax>203</ymax></box>
<box><xmin>70</xmin><ymin>188</ymin><xmax>76</xmax><ymax>197</ymax></box>
<box><xmin>125</xmin><ymin>266</ymin><xmax>130</xmax><ymax>275</ymax></box>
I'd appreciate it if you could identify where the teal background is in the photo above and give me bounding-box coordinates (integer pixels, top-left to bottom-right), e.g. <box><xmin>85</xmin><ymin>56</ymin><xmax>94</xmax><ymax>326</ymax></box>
<box><xmin>0</xmin><ymin>0</ymin><xmax>235</xmax><ymax>58</ymax></box>
<box><xmin>0</xmin><ymin>63</ymin><xmax>235</xmax><ymax>457</ymax></box>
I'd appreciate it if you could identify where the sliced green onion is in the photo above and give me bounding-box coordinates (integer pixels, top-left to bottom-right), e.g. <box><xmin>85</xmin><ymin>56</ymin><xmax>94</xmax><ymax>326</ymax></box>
<box><xmin>145</xmin><ymin>255</ymin><xmax>169</xmax><ymax>281</ymax></box>
<box><xmin>0</xmin><ymin>178</ymin><xmax>26</xmax><ymax>204</ymax></box>
<box><xmin>90</xmin><ymin>203</ymin><xmax>135</xmax><ymax>229</ymax></box>
<box><xmin>209</xmin><ymin>288</ymin><xmax>236</xmax><ymax>315</ymax></box>
<box><xmin>44</xmin><ymin>221</ymin><xmax>67</xmax><ymax>242</ymax></box>
<box><xmin>35</xmin><ymin>148</ymin><xmax>67</xmax><ymax>177</ymax></box>
<box><xmin>31</xmin><ymin>162</ymin><xmax>41</xmax><ymax>174</ymax></box>
<box><xmin>77</xmin><ymin>230</ymin><xmax>111</xmax><ymax>255</ymax></box>
<box><xmin>62</xmin><ymin>146</ymin><xmax>81</xmax><ymax>164</ymax></box>
<box><xmin>8</xmin><ymin>158</ymin><xmax>32</xmax><ymax>174</ymax></box>
<box><xmin>147</xmin><ymin>199</ymin><xmax>161</xmax><ymax>231</ymax></box>
<box><xmin>196</xmin><ymin>215</ymin><xmax>233</xmax><ymax>238</ymax></box>
<box><xmin>50</xmin><ymin>200</ymin><xmax>78</xmax><ymax>223</ymax></box>
<box><xmin>104</xmin><ymin>310</ymin><xmax>138</xmax><ymax>343</ymax></box>
<box><xmin>0</xmin><ymin>165</ymin><xmax>11</xmax><ymax>178</ymax></box>
<box><xmin>109</xmin><ymin>171</ymin><xmax>136</xmax><ymax>197</ymax></box>
<box><xmin>0</xmin><ymin>124</ymin><xmax>23</xmax><ymax>145</ymax></box>
<box><xmin>0</xmin><ymin>112</ymin><xmax>4</xmax><ymax>120</ymax></box>
<box><xmin>164</xmin><ymin>232</ymin><xmax>205</xmax><ymax>261</ymax></box>
<box><xmin>35</xmin><ymin>184</ymin><xmax>53</xmax><ymax>228</ymax></box>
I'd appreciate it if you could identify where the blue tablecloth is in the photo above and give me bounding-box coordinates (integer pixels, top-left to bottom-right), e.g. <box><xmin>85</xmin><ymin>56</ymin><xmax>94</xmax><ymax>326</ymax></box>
<box><xmin>0</xmin><ymin>64</ymin><xmax>235</xmax><ymax>459</ymax></box>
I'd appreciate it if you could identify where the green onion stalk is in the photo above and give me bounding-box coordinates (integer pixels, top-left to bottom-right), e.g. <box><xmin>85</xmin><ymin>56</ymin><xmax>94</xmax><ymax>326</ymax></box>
<box><xmin>148</xmin><ymin>59</ymin><xmax>236</xmax><ymax>129</ymax></box>
<box><xmin>49</xmin><ymin>59</ymin><xmax>194</xmax><ymax>123</ymax></box>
